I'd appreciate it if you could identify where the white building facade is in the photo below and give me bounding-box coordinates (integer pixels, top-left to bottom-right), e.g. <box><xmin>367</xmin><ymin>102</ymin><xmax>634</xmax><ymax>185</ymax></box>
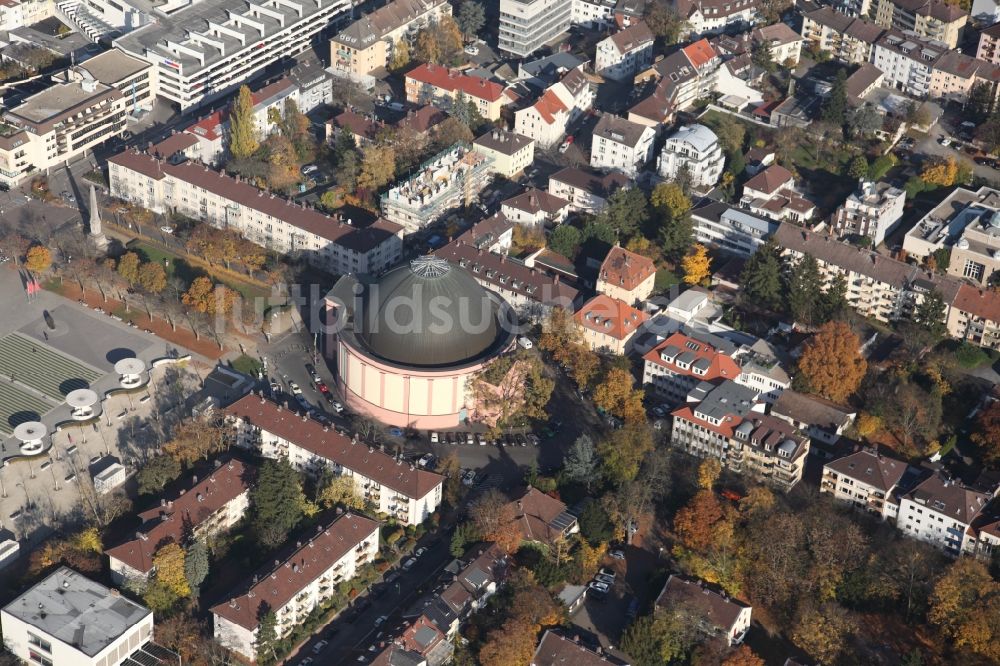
<box><xmin>657</xmin><ymin>123</ymin><xmax>725</xmax><ymax>189</ymax></box>
<box><xmin>499</xmin><ymin>0</ymin><xmax>572</xmax><ymax>57</ymax></box>
<box><xmin>590</xmin><ymin>114</ymin><xmax>655</xmax><ymax>178</ymax></box>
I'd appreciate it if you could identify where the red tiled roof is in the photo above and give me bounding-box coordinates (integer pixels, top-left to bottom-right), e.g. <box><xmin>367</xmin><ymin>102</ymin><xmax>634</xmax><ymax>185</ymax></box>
<box><xmin>211</xmin><ymin>513</ymin><xmax>379</xmax><ymax>630</ymax></box>
<box><xmin>671</xmin><ymin>404</ymin><xmax>738</xmax><ymax>437</ymax></box>
<box><xmin>533</xmin><ymin>89</ymin><xmax>568</xmax><ymax>125</ymax></box>
<box><xmin>224</xmin><ymin>395</ymin><xmax>443</xmax><ymax>499</ymax></box>
<box><xmin>952</xmin><ymin>283</ymin><xmax>1000</xmax><ymax>323</ymax></box>
<box><xmin>184</xmin><ymin>77</ymin><xmax>296</xmax><ymax>141</ymax></box>
<box><xmin>744</xmin><ymin>164</ymin><xmax>794</xmax><ymax>195</ymax></box>
<box><xmin>656</xmin><ymin>575</ymin><xmax>749</xmax><ymax>632</ymax></box>
<box><xmin>643</xmin><ymin>330</ymin><xmax>741</xmax><ymax>379</ymax></box>
<box><xmin>406</xmin><ymin>63</ymin><xmax>509</xmax><ymax>102</ymax></box>
<box><xmin>574</xmin><ymin>294</ymin><xmax>649</xmax><ymax>341</ymax></box>
<box><xmin>682</xmin><ymin>38</ymin><xmax>717</xmax><ymax>69</ymax></box>
<box><xmin>599</xmin><ymin>245</ymin><xmax>656</xmax><ymax>292</ymax></box>
<box><xmin>333</xmin><ymin>110</ymin><xmax>381</xmax><ymax>141</ymax></box>
<box><xmin>105</xmin><ymin>460</ymin><xmax>252</xmax><ymax>575</ymax></box>
<box><xmin>397</xmin><ymin>105</ymin><xmax>447</xmax><ymax>134</ymax></box>
<box><xmin>506</xmin><ymin>487</ymin><xmax>574</xmax><ymax>546</ymax></box>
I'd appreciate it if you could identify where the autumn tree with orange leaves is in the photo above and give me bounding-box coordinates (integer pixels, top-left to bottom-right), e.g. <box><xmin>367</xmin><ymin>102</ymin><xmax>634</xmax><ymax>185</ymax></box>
<box><xmin>673</xmin><ymin>489</ymin><xmax>727</xmax><ymax>552</ymax></box>
<box><xmin>796</xmin><ymin>320</ymin><xmax>867</xmax><ymax>403</ymax></box>
<box><xmin>479</xmin><ymin>571</ymin><xmax>562</xmax><ymax>666</ymax></box>
<box><xmin>468</xmin><ymin>489</ymin><xmax>522</xmax><ymax>554</ymax></box>
<box><xmin>722</xmin><ymin>645</ymin><xmax>765</xmax><ymax>666</ymax></box>
<box><xmin>971</xmin><ymin>401</ymin><xmax>1000</xmax><ymax>463</ymax></box>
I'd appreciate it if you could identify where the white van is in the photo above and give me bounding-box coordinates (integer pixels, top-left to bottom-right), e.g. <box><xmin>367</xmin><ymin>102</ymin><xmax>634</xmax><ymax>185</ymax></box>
<box><xmin>517</xmin><ymin>336</ymin><xmax>533</xmax><ymax>349</ymax></box>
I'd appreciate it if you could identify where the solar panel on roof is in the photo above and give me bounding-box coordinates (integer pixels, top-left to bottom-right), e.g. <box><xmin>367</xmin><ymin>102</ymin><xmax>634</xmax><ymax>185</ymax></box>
<box><xmin>551</xmin><ymin>511</ymin><xmax>576</xmax><ymax>532</ymax></box>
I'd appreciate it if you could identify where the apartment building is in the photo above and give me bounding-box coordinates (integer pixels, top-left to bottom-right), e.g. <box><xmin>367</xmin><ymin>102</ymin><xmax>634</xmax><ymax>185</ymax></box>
<box><xmin>114</xmin><ymin>0</ymin><xmax>352</xmax><ymax>110</ymax></box>
<box><xmin>947</xmin><ymin>283</ymin><xmax>1000</xmax><ymax>350</ymax></box>
<box><xmin>773</xmin><ymin>222</ymin><xmax>961</xmax><ymax>324</ymax></box>
<box><xmin>533</xmin><ymin>631</ymin><xmax>629</xmax><ymax>666</ymax></box>
<box><xmin>0</xmin><ymin>71</ymin><xmax>130</xmax><ymax>187</ymax></box>
<box><xmin>110</xmin><ymin>147</ymin><xmax>404</xmax><ymax>276</ymax></box>
<box><xmin>472</xmin><ymin>130</ymin><xmax>535</xmax><ymax>179</ymax></box>
<box><xmin>212</xmin><ymin>513</ymin><xmax>380</xmax><ymax>660</ymax></box>
<box><xmin>656</xmin><ymin>575</ymin><xmax>752</xmax><ymax>646</ymax></box>
<box><xmin>595</xmin><ymin>20</ymin><xmax>654</xmax><ymax>81</ymax></box>
<box><xmin>821</xmin><ymin>447</ymin><xmax>909</xmax><ymax>520</ymax></box>
<box><xmin>897</xmin><ymin>472</ymin><xmax>994</xmax><ymax>556</ymax></box>
<box><xmin>514</xmin><ymin>68</ymin><xmax>594</xmax><ymax>148</ymax></box>
<box><xmin>455</xmin><ymin>212</ymin><xmax>516</xmax><ymax>254</ymax></box>
<box><xmin>226</xmin><ymin>395</ymin><xmax>444</xmax><ymax>524</ymax></box>
<box><xmin>548</xmin><ymin>166</ymin><xmax>629</xmax><ymax>214</ymax></box>
<box><xmin>597</xmin><ymin>245</ymin><xmax>656</xmax><ymax>305</ymax></box>
<box><xmin>874</xmin><ymin>0</ymin><xmax>967</xmax><ymax>48</ymax></box>
<box><xmin>771</xmin><ymin>389</ymin><xmax>856</xmax><ymax>447</ymax></box>
<box><xmin>873</xmin><ymin>29</ymin><xmax>946</xmax><ymax>98</ymax></box>
<box><xmin>500</xmin><ymin>188</ymin><xmax>571</xmax><ymax>227</ymax></box>
<box><xmin>505</xmin><ymin>487</ymin><xmax>578</xmax><ymax>549</ymax></box>
<box><xmin>433</xmin><ymin>240</ymin><xmax>582</xmax><ymax>318</ymax></box>
<box><xmin>690</xmin><ymin>200</ymin><xmax>778</xmax><ymax>259</ymax></box>
<box><xmin>498</xmin><ymin>0</ymin><xmax>572</xmax><ymax>57</ymax></box>
<box><xmin>381</xmin><ymin>143</ymin><xmax>493</xmax><ymax>233</ymax></box>
<box><xmin>800</xmin><ymin>8</ymin><xmax>885</xmax><ymax>65</ymax></box>
<box><xmin>574</xmin><ymin>294</ymin><xmax>649</xmax><ymax>354</ymax></box>
<box><xmin>330</xmin><ymin>0</ymin><xmax>450</xmax><ymax>79</ymax></box>
<box><xmin>978</xmin><ymin>21</ymin><xmax>1000</xmax><ymax>65</ymax></box>
<box><xmin>740</xmin><ymin>164</ymin><xmax>815</xmax><ymax>223</ymax></box>
<box><xmin>405</xmin><ymin>64</ymin><xmax>514</xmax><ymax>121</ymax></box>
<box><xmin>735</xmin><ymin>338</ymin><xmax>791</xmax><ymax>403</ymax></box>
<box><xmin>832</xmin><ymin>180</ymin><xmax>907</xmax><ymax>247</ymax></box>
<box><xmin>657</xmin><ymin>123</ymin><xmax>725</xmax><ymax>189</ymax></box>
<box><xmin>670</xmin><ymin>379</ymin><xmax>760</xmax><ymax>453</ymax></box>
<box><xmin>675</xmin><ymin>0</ymin><xmax>760</xmax><ymax>38</ymax></box>
<box><xmin>590</xmin><ymin>114</ymin><xmax>656</xmax><ymax>178</ymax></box>
<box><xmin>643</xmin><ymin>329</ymin><xmax>741</xmax><ymax>404</ymax></box>
<box><xmin>729</xmin><ymin>413</ymin><xmax>809</xmax><ymax>490</ymax></box>
<box><xmin>2</xmin><ymin>567</ymin><xmax>156</xmax><ymax>666</ymax></box>
<box><xmin>106</xmin><ymin>459</ymin><xmax>253</xmax><ymax>584</ymax></box>
<box><xmin>571</xmin><ymin>0</ymin><xmax>616</xmax><ymax>27</ymax></box>
<box><xmin>752</xmin><ymin>22</ymin><xmax>804</xmax><ymax>66</ymax></box>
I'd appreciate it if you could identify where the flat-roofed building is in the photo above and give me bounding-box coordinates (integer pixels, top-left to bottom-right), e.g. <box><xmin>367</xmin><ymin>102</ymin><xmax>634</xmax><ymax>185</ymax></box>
<box><xmin>690</xmin><ymin>200</ymin><xmax>777</xmax><ymax>258</ymax></box>
<box><xmin>498</xmin><ymin>0</ymin><xmax>572</xmax><ymax>57</ymax></box>
<box><xmin>330</xmin><ymin>0</ymin><xmax>450</xmax><ymax>79</ymax></box>
<box><xmin>212</xmin><ymin>513</ymin><xmax>380</xmax><ymax>660</ymax></box>
<box><xmin>832</xmin><ymin>179</ymin><xmax>907</xmax><ymax>247</ymax></box>
<box><xmin>226</xmin><ymin>395</ymin><xmax>443</xmax><ymax>524</ymax></box>
<box><xmin>1</xmin><ymin>567</ymin><xmax>158</xmax><ymax>666</ymax></box>
<box><xmin>657</xmin><ymin>123</ymin><xmax>725</xmax><ymax>190</ymax></box>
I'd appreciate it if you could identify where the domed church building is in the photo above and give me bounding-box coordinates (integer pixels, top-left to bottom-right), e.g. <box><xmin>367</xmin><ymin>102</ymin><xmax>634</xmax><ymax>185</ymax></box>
<box><xmin>323</xmin><ymin>256</ymin><xmax>518</xmax><ymax>429</ymax></box>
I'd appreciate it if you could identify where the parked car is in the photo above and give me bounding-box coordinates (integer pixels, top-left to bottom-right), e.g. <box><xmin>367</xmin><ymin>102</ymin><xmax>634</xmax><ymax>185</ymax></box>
<box><xmin>599</xmin><ymin>567</ymin><xmax>616</xmax><ymax>580</ymax></box>
<box><xmin>462</xmin><ymin>470</ymin><xmax>476</xmax><ymax>486</ymax></box>
<box><xmin>430</xmin><ymin>432</ymin><xmax>439</xmax><ymax>443</ymax></box>
<box><xmin>402</xmin><ymin>558</ymin><xmax>417</xmax><ymax>570</ymax></box>
<box><xmin>331</xmin><ymin>401</ymin><xmax>344</xmax><ymax>413</ymax></box>
<box><xmin>466</xmin><ymin>432</ymin><xmax>475</xmax><ymax>445</ymax></box>
<box><xmin>595</xmin><ymin>573</ymin><xmax>615</xmax><ymax>586</ymax></box>
<box><xmin>160</xmin><ymin>225</ymin><xmax>175</xmax><ymax>234</ymax></box>
<box><xmin>295</xmin><ymin>394</ymin><xmax>311</xmax><ymax>410</ymax></box>
<box><xmin>939</xmin><ymin>136</ymin><xmax>952</xmax><ymax>147</ymax></box>
<box><xmin>609</xmin><ymin>549</ymin><xmax>625</xmax><ymax>560</ymax></box>
<box><xmin>415</xmin><ymin>547</ymin><xmax>427</xmax><ymax>558</ymax></box>
<box><xmin>589</xmin><ymin>581</ymin><xmax>610</xmax><ymax>594</ymax></box>
<box><xmin>312</xmin><ymin>640</ymin><xmax>328</xmax><ymax>654</ymax></box>
<box><xmin>301</xmin><ymin>164</ymin><xmax>319</xmax><ymax>175</ymax></box>
<box><xmin>652</xmin><ymin>406</ymin><xmax>666</xmax><ymax>417</ymax></box>
<box><xmin>289</xmin><ymin>381</ymin><xmax>302</xmax><ymax>395</ymax></box>
<box><xmin>374</xmin><ymin>615</ymin><xmax>388</xmax><ymax>627</ymax></box>
<box><xmin>417</xmin><ymin>454</ymin><xmax>434</xmax><ymax>468</ymax></box>
<box><xmin>464</xmin><ymin>44</ymin><xmax>479</xmax><ymax>55</ymax></box>
<box><xmin>517</xmin><ymin>336</ymin><xmax>533</xmax><ymax>349</ymax></box>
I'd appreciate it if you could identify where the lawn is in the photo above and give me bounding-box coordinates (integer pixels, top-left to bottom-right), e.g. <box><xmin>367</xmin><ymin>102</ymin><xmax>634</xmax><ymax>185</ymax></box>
<box><xmin>128</xmin><ymin>240</ymin><xmax>268</xmax><ymax>303</ymax></box>
<box><xmin>655</xmin><ymin>269</ymin><xmax>682</xmax><ymax>293</ymax></box>
<box><xmin>230</xmin><ymin>353</ymin><xmax>263</xmax><ymax>376</ymax></box>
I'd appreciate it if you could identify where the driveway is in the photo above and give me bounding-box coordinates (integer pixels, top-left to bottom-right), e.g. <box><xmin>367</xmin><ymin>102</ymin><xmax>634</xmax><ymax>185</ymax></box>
<box><xmin>913</xmin><ymin>132</ymin><xmax>999</xmax><ymax>182</ymax></box>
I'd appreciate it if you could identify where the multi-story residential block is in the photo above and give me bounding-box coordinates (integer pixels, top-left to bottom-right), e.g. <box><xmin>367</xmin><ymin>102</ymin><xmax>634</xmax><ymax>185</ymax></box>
<box><xmin>0</xmin><ymin>52</ymin><xmax>152</xmax><ymax>187</ymax></box>
<box><xmin>689</xmin><ymin>200</ymin><xmax>778</xmax><ymax>259</ymax></box>
<box><xmin>212</xmin><ymin>513</ymin><xmax>380</xmax><ymax>660</ymax></box>
<box><xmin>657</xmin><ymin>123</ymin><xmax>725</xmax><ymax>190</ymax></box>
<box><xmin>740</xmin><ymin>164</ymin><xmax>815</xmax><ymax>223</ymax></box>
<box><xmin>505</xmin><ymin>487</ymin><xmax>578</xmax><ymax>549</ymax></box>
<box><xmin>455</xmin><ymin>213</ymin><xmax>516</xmax><ymax>254</ymax></box>
<box><xmin>735</xmin><ymin>338</ymin><xmax>791</xmax><ymax>403</ymax></box>
<box><xmin>978</xmin><ymin>21</ymin><xmax>1000</xmax><ymax>65</ymax></box>
<box><xmin>514</xmin><ymin>68</ymin><xmax>594</xmax><ymax>148</ymax></box>
<box><xmin>595</xmin><ymin>20</ymin><xmax>654</xmax><ymax>81</ymax></box>
<box><xmin>674</xmin><ymin>0</ymin><xmax>760</xmax><ymax>38</ymax></box>
<box><xmin>438</xmin><ymin>544</ymin><xmax>509</xmax><ymax>621</ymax></box>
<box><xmin>643</xmin><ymin>329</ymin><xmax>741</xmax><ymax>404</ymax></box>
<box><xmin>381</xmin><ymin>143</ymin><xmax>493</xmax><ymax>233</ymax></box>
<box><xmin>590</xmin><ymin>114</ymin><xmax>656</xmax><ymax>177</ymax></box>
<box><xmin>773</xmin><ymin>222</ymin><xmax>961</xmax><ymax>324</ymax></box>
<box><xmin>500</xmin><ymin>189</ymin><xmax>571</xmax><ymax>227</ymax></box>
<box><xmin>873</xmin><ymin>29</ymin><xmax>946</xmax><ymax>98</ymax></box>
<box><xmin>472</xmin><ymin>130</ymin><xmax>534</xmax><ymax>179</ymax></box>
<box><xmin>110</xmin><ymin>146</ymin><xmax>404</xmax><ymax>276</ymax></box>
<box><xmin>226</xmin><ymin>395</ymin><xmax>443</xmax><ymax>524</ymax></box>
<box><xmin>822</xmin><ymin>447</ymin><xmax>909</xmax><ymax>520</ymax></box>
<box><xmin>114</xmin><ymin>0</ymin><xmax>352</xmax><ymax>111</ymax></box>
<box><xmin>729</xmin><ymin>413</ymin><xmax>809</xmax><ymax>490</ymax></box>
<box><xmin>897</xmin><ymin>472</ymin><xmax>995</xmax><ymax>556</ymax></box>
<box><xmin>832</xmin><ymin>180</ymin><xmax>907</xmax><ymax>247</ymax></box>
<box><xmin>2</xmin><ymin>567</ymin><xmax>159</xmax><ymax>666</ymax></box>
<box><xmin>547</xmin><ymin>166</ymin><xmax>629</xmax><ymax>214</ymax></box>
<box><xmin>405</xmin><ymin>64</ymin><xmax>514</xmax><ymax>121</ymax></box>
<box><xmin>433</xmin><ymin>240</ymin><xmax>582</xmax><ymax>318</ymax></box>
<box><xmin>752</xmin><ymin>22</ymin><xmax>804</xmax><ymax>66</ymax></box>
<box><xmin>874</xmin><ymin>0</ymin><xmax>967</xmax><ymax>48</ymax></box>
<box><xmin>928</xmin><ymin>50</ymin><xmax>990</xmax><ymax>104</ymax></box>
<box><xmin>574</xmin><ymin>294</ymin><xmax>650</xmax><ymax>354</ymax></box>
<box><xmin>947</xmin><ymin>283</ymin><xmax>1000</xmax><ymax>350</ymax></box>
<box><xmin>656</xmin><ymin>574</ymin><xmax>752</xmax><ymax>646</ymax></box>
<box><xmin>498</xmin><ymin>0</ymin><xmax>572</xmax><ymax>57</ymax></box>
<box><xmin>533</xmin><ymin>630</ymin><xmax>630</xmax><ymax>666</ymax></box>
<box><xmin>596</xmin><ymin>245</ymin><xmax>656</xmax><ymax>305</ymax></box>
<box><xmin>330</xmin><ymin>0</ymin><xmax>450</xmax><ymax>79</ymax></box>
<box><xmin>903</xmin><ymin>186</ymin><xmax>1000</xmax><ymax>286</ymax></box>
<box><xmin>571</xmin><ymin>0</ymin><xmax>616</xmax><ymax>27</ymax></box>
<box><xmin>800</xmin><ymin>8</ymin><xmax>885</xmax><ymax>65</ymax></box>
<box><xmin>106</xmin><ymin>459</ymin><xmax>252</xmax><ymax>584</ymax></box>
<box><xmin>771</xmin><ymin>389</ymin><xmax>856</xmax><ymax>447</ymax></box>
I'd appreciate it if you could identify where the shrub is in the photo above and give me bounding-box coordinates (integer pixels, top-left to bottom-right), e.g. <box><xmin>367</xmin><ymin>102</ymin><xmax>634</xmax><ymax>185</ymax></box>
<box><xmin>956</xmin><ymin>342</ymin><xmax>990</xmax><ymax>368</ymax></box>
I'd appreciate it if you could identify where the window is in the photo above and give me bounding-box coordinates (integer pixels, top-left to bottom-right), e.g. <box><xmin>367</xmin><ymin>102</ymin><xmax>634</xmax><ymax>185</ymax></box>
<box><xmin>27</xmin><ymin>635</ymin><xmax>51</xmax><ymax>653</ymax></box>
<box><xmin>964</xmin><ymin>259</ymin><xmax>985</xmax><ymax>281</ymax></box>
<box><xmin>28</xmin><ymin>652</ymin><xmax>52</xmax><ymax>666</ymax></box>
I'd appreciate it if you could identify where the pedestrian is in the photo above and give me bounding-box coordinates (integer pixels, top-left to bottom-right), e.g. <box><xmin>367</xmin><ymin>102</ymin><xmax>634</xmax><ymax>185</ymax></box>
<box><xmin>42</xmin><ymin>331</ymin><xmax>48</xmax><ymax>341</ymax></box>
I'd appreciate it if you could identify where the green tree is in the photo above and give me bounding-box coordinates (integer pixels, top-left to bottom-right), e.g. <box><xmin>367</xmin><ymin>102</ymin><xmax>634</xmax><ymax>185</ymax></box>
<box><xmin>977</xmin><ymin>114</ymin><xmax>1000</xmax><ymax>154</ymax></box>
<box><xmin>969</xmin><ymin>82</ymin><xmax>995</xmax><ymax>123</ymax></box>
<box><xmin>389</xmin><ymin>39</ymin><xmax>410</xmax><ymax>71</ymax></box>
<box><xmin>548</xmin><ymin>224</ymin><xmax>582</xmax><ymax>258</ymax></box>
<box><xmin>456</xmin><ymin>0</ymin><xmax>485</xmax><ymax>40</ymax></box>
<box><xmin>229</xmin><ymin>85</ymin><xmax>259</xmax><ymax>160</ymax></box>
<box><xmin>562</xmin><ymin>434</ymin><xmax>599</xmax><ymax>490</ymax></box>
<box><xmin>621</xmin><ymin>616</ymin><xmax>663</xmax><ymax>666</ymax></box>
<box><xmin>599</xmin><ymin>188</ymin><xmax>648</xmax><ymax>240</ymax></box>
<box><xmin>280</xmin><ymin>98</ymin><xmax>313</xmax><ymax>162</ymax></box>
<box><xmin>740</xmin><ymin>241</ymin><xmax>784</xmax><ymax>311</ymax></box>
<box><xmin>643</xmin><ymin>1</ymin><xmax>685</xmax><ymax>44</ymax></box>
<box><xmin>651</xmin><ymin>182</ymin><xmax>693</xmax><ymax>262</ymax></box>
<box><xmin>787</xmin><ymin>253</ymin><xmax>824</xmax><ymax>325</ymax></box>
<box><xmin>451</xmin><ymin>90</ymin><xmax>486</xmax><ymax>133</ymax></box>
<box><xmin>904</xmin><ymin>289</ymin><xmax>948</xmax><ymax>348</ymax></box>
<box><xmin>183</xmin><ymin>540</ymin><xmax>209</xmax><ymax>594</ymax></box>
<box><xmin>450</xmin><ymin>521</ymin><xmax>480</xmax><ymax>557</ymax></box>
<box><xmin>822</xmin><ymin>70</ymin><xmax>848</xmax><ymax>125</ymax></box>
<box><xmin>821</xmin><ymin>273</ymin><xmax>849</xmax><ymax>322</ymax></box>
<box><xmin>251</xmin><ymin>459</ymin><xmax>306</xmax><ymax>548</ymax></box>
<box><xmin>255</xmin><ymin>609</ymin><xmax>278</xmax><ymax>664</ymax></box>
<box><xmin>846</xmin><ymin>155</ymin><xmax>869</xmax><ymax>180</ymax></box>
<box><xmin>582</xmin><ymin>219</ymin><xmax>617</xmax><ymax>245</ymax></box>
<box><xmin>868</xmin><ymin>154</ymin><xmax>897</xmax><ymax>181</ymax></box>
<box><xmin>751</xmin><ymin>39</ymin><xmax>775</xmax><ymax>72</ymax></box>
<box><xmin>137</xmin><ymin>456</ymin><xmax>181</xmax><ymax>495</ymax></box>
<box><xmin>848</xmin><ymin>106</ymin><xmax>882</xmax><ymax>138</ymax></box>
<box><xmin>577</xmin><ymin>500</ymin><xmax>614</xmax><ymax>545</ymax></box>
<box><xmin>116</xmin><ymin>251</ymin><xmax>141</xmax><ymax>285</ymax></box>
